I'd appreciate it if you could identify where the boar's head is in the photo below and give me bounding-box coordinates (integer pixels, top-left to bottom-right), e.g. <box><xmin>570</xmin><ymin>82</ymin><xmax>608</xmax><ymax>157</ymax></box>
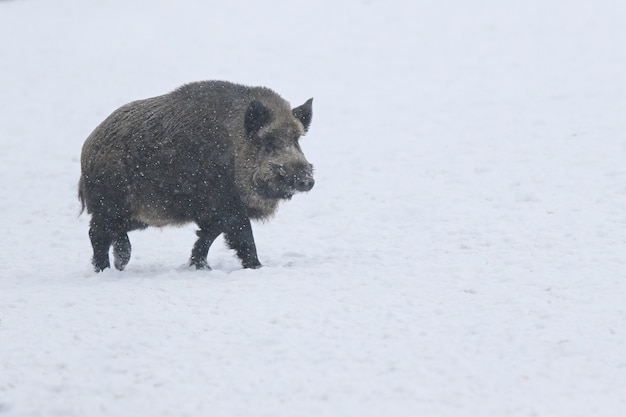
<box><xmin>236</xmin><ymin>97</ymin><xmax>314</xmax><ymax>219</ymax></box>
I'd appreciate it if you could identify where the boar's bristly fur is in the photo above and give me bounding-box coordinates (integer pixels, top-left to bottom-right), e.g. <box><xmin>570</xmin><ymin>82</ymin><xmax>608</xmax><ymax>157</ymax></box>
<box><xmin>79</xmin><ymin>80</ymin><xmax>314</xmax><ymax>272</ymax></box>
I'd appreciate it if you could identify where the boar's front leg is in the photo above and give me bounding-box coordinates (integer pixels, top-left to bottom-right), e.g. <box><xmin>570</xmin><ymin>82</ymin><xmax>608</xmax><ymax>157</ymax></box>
<box><xmin>224</xmin><ymin>216</ymin><xmax>262</xmax><ymax>269</ymax></box>
<box><xmin>112</xmin><ymin>233</ymin><xmax>131</xmax><ymax>271</ymax></box>
<box><xmin>190</xmin><ymin>222</ymin><xmax>222</xmax><ymax>270</ymax></box>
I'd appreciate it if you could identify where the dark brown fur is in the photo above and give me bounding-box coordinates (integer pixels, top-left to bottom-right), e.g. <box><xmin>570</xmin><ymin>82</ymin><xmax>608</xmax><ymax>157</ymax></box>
<box><xmin>79</xmin><ymin>80</ymin><xmax>314</xmax><ymax>272</ymax></box>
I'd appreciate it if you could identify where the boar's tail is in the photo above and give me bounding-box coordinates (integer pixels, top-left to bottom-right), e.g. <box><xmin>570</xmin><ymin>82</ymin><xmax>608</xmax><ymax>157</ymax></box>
<box><xmin>78</xmin><ymin>176</ymin><xmax>86</xmax><ymax>215</ymax></box>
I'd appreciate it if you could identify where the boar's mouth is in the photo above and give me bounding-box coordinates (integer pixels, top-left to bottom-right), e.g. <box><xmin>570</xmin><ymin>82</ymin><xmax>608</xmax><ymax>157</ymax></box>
<box><xmin>251</xmin><ymin>164</ymin><xmax>314</xmax><ymax>201</ymax></box>
<box><xmin>252</xmin><ymin>179</ymin><xmax>296</xmax><ymax>200</ymax></box>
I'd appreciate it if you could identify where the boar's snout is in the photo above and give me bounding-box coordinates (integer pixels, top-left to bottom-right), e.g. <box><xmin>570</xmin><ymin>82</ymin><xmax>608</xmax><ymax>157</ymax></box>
<box><xmin>288</xmin><ymin>164</ymin><xmax>315</xmax><ymax>193</ymax></box>
<box><xmin>295</xmin><ymin>172</ymin><xmax>315</xmax><ymax>192</ymax></box>
<box><xmin>275</xmin><ymin>163</ymin><xmax>315</xmax><ymax>194</ymax></box>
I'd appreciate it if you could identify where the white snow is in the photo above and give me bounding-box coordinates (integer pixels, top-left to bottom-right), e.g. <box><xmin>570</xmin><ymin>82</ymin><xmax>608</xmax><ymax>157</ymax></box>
<box><xmin>1</xmin><ymin>0</ymin><xmax>626</xmax><ymax>416</ymax></box>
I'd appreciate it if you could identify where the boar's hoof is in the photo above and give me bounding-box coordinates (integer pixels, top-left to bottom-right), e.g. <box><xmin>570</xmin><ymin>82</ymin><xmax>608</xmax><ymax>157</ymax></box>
<box><xmin>92</xmin><ymin>258</ymin><xmax>110</xmax><ymax>273</ymax></box>
<box><xmin>243</xmin><ymin>260</ymin><xmax>262</xmax><ymax>269</ymax></box>
<box><xmin>190</xmin><ymin>258</ymin><xmax>211</xmax><ymax>270</ymax></box>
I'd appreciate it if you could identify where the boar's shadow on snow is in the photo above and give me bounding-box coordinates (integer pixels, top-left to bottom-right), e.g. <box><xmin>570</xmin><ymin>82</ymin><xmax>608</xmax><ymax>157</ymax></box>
<box><xmin>78</xmin><ymin>80</ymin><xmax>314</xmax><ymax>272</ymax></box>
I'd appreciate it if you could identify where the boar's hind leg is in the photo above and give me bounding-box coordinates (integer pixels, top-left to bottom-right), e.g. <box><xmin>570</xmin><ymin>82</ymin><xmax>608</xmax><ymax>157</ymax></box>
<box><xmin>190</xmin><ymin>223</ymin><xmax>222</xmax><ymax>270</ymax></box>
<box><xmin>89</xmin><ymin>216</ymin><xmax>143</xmax><ymax>272</ymax></box>
<box><xmin>224</xmin><ymin>217</ymin><xmax>262</xmax><ymax>269</ymax></box>
<box><xmin>112</xmin><ymin>221</ymin><xmax>146</xmax><ymax>271</ymax></box>
<box><xmin>88</xmin><ymin>218</ymin><xmax>114</xmax><ymax>272</ymax></box>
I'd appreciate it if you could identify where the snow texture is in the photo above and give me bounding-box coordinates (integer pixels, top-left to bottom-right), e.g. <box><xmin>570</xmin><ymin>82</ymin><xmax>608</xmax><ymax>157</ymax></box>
<box><xmin>1</xmin><ymin>0</ymin><xmax>626</xmax><ymax>416</ymax></box>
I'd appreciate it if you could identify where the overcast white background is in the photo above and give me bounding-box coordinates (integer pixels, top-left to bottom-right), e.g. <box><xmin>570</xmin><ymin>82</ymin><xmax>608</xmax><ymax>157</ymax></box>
<box><xmin>1</xmin><ymin>0</ymin><xmax>626</xmax><ymax>416</ymax></box>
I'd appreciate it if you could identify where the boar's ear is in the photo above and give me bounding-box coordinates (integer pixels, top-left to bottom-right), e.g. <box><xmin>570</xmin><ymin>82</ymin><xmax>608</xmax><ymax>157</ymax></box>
<box><xmin>245</xmin><ymin>100</ymin><xmax>272</xmax><ymax>137</ymax></box>
<box><xmin>293</xmin><ymin>98</ymin><xmax>313</xmax><ymax>133</ymax></box>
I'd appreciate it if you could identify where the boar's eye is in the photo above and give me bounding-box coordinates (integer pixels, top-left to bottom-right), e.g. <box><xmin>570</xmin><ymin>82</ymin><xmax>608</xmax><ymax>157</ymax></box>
<box><xmin>261</xmin><ymin>134</ymin><xmax>278</xmax><ymax>153</ymax></box>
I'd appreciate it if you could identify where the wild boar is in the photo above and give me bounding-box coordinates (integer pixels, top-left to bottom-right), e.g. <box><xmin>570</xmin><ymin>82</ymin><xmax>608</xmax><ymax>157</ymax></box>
<box><xmin>78</xmin><ymin>80</ymin><xmax>314</xmax><ymax>272</ymax></box>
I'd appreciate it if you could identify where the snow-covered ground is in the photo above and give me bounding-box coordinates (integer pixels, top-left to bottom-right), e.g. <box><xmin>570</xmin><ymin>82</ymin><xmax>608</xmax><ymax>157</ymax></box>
<box><xmin>2</xmin><ymin>0</ymin><xmax>626</xmax><ymax>415</ymax></box>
